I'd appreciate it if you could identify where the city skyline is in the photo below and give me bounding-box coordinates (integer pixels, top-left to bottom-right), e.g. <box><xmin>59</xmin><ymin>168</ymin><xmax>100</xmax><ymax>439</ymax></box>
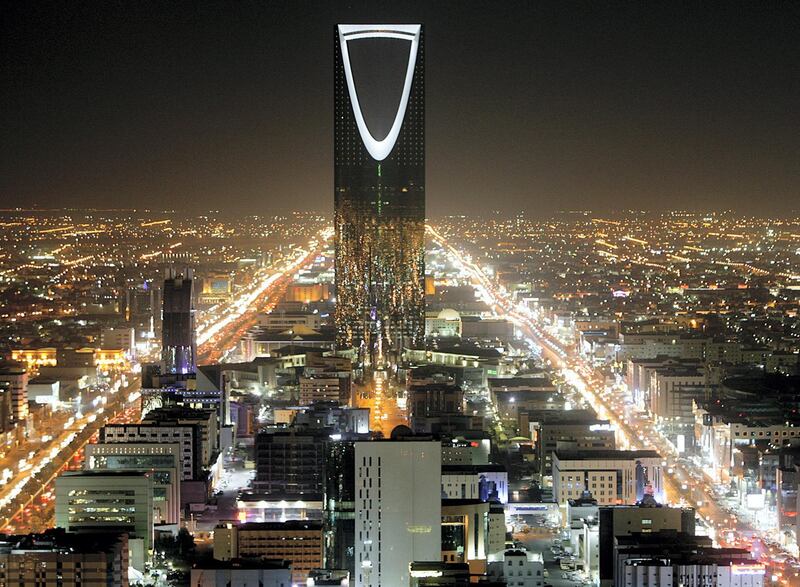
<box><xmin>1</xmin><ymin>206</ymin><xmax>799</xmax><ymax>584</ymax></box>
<box><xmin>1</xmin><ymin>4</ymin><xmax>800</xmax><ymax>586</ymax></box>
<box><xmin>3</xmin><ymin>2</ymin><xmax>799</xmax><ymax>216</ymax></box>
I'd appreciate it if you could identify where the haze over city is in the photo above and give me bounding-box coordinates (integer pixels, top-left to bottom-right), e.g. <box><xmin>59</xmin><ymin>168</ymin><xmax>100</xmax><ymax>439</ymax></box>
<box><xmin>3</xmin><ymin>1</ymin><xmax>799</xmax><ymax>215</ymax></box>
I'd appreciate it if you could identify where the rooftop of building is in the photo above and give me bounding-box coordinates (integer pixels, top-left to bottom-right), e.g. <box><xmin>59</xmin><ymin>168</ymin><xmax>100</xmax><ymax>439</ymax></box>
<box><xmin>237</xmin><ymin>491</ymin><xmax>324</xmax><ymax>503</ymax></box>
<box><xmin>0</xmin><ymin>529</ymin><xmax>127</xmax><ymax>555</ymax></box>
<box><xmin>28</xmin><ymin>376</ymin><xmax>58</xmax><ymax>384</ymax></box>
<box><xmin>723</xmin><ymin>374</ymin><xmax>800</xmax><ymax>397</ymax></box>
<box><xmin>488</xmin><ymin>376</ymin><xmax>553</xmax><ymax>386</ymax></box>
<box><xmin>0</xmin><ymin>360</ymin><xmax>25</xmax><ymax>373</ymax></box>
<box><xmin>568</xmin><ymin>492</ymin><xmax>599</xmax><ymax>507</ymax></box>
<box><xmin>261</xmin><ymin>309</ymin><xmax>318</xmax><ymax>317</ymax></box>
<box><xmin>554</xmin><ymin>449</ymin><xmax>661</xmax><ymax>461</ymax></box>
<box><xmin>540</xmin><ymin>418</ymin><xmax>611</xmax><ymax>428</ymax></box>
<box><xmin>409</xmin><ymin>382</ymin><xmax>463</xmax><ymax>392</ymax></box>
<box><xmin>272</xmin><ymin>344</ymin><xmax>333</xmax><ymax>357</ymax></box>
<box><xmin>441</xmin><ymin>464</ymin><xmax>506</xmax><ymax>473</ymax></box>
<box><xmin>442</xmin><ymin>499</ymin><xmax>492</xmax><ymax>507</ymax></box>
<box><xmin>191</xmin><ymin>557</ymin><xmax>291</xmax><ymax>571</ymax></box>
<box><xmin>434</xmin><ymin>344</ymin><xmax>503</xmax><ymax>359</ymax></box>
<box><xmin>246</xmin><ymin>327</ymin><xmax>335</xmax><ymax>342</ymax></box>
<box><xmin>103</xmin><ymin>421</ymin><xmax>200</xmax><ymax>430</ymax></box>
<box><xmin>142</xmin><ymin>406</ymin><xmax>215</xmax><ymax>420</ymax></box>
<box><xmin>409</xmin><ymin>364</ymin><xmax>467</xmax><ymax>377</ymax></box>
<box><xmin>216</xmin><ymin>520</ymin><xmax>323</xmax><ymax>532</ymax></box>
<box><xmin>504</xmin><ymin>549</ymin><xmax>544</xmax><ymax>562</ymax></box>
<box><xmin>58</xmin><ymin>470</ymin><xmax>149</xmax><ymax>478</ymax></box>
<box><xmin>650</xmin><ymin>366</ymin><xmax>706</xmax><ymax>376</ymax></box>
<box><xmin>628</xmin><ymin>356</ymin><xmax>704</xmax><ymax>365</ymax></box>
<box><xmin>522</xmin><ymin>408</ymin><xmax>599</xmax><ymax>422</ymax></box>
<box><xmin>622</xmin><ymin>557</ymin><xmax>763</xmax><ymax>567</ymax></box>
<box><xmin>615</xmin><ymin>531</ymin><xmax>713</xmax><ymax>548</ymax></box>
<box><xmin>255</xmin><ymin>427</ymin><xmax>333</xmax><ymax>439</ymax></box>
<box><xmin>620</xmin><ymin>331</ymin><xmax>710</xmax><ymax>340</ymax></box>
<box><xmin>410</xmin><ymin>561</ymin><xmax>470</xmax><ymax>573</ymax></box>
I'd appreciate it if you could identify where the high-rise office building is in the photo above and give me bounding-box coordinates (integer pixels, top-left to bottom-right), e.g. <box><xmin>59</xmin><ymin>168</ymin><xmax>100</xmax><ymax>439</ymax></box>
<box><xmin>334</xmin><ymin>24</ymin><xmax>426</xmax><ymax>367</ymax></box>
<box><xmin>254</xmin><ymin>429</ymin><xmax>327</xmax><ymax>495</ymax></box>
<box><xmin>161</xmin><ymin>269</ymin><xmax>196</xmax><ymax>375</ymax></box>
<box><xmin>354</xmin><ymin>438</ymin><xmax>441</xmax><ymax>587</ymax></box>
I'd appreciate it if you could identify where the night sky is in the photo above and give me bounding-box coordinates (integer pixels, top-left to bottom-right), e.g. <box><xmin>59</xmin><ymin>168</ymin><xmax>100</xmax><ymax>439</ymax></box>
<box><xmin>2</xmin><ymin>1</ymin><xmax>798</xmax><ymax>216</ymax></box>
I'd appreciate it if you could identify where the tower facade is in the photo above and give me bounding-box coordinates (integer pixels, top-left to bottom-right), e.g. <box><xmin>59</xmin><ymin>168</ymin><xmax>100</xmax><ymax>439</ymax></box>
<box><xmin>161</xmin><ymin>269</ymin><xmax>196</xmax><ymax>375</ymax></box>
<box><xmin>334</xmin><ymin>24</ymin><xmax>425</xmax><ymax>367</ymax></box>
<box><xmin>354</xmin><ymin>439</ymin><xmax>441</xmax><ymax>587</ymax></box>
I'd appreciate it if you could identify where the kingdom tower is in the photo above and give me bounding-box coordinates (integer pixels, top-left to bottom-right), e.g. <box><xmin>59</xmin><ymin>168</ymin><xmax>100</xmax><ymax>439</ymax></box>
<box><xmin>334</xmin><ymin>24</ymin><xmax>425</xmax><ymax>368</ymax></box>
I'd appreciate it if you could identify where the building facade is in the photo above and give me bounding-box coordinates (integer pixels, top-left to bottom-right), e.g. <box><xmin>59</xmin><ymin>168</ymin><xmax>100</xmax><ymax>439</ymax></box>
<box><xmin>100</xmin><ymin>423</ymin><xmax>201</xmax><ymax>480</ymax></box>
<box><xmin>213</xmin><ymin>521</ymin><xmax>323</xmax><ymax>584</ymax></box>
<box><xmin>161</xmin><ymin>269</ymin><xmax>196</xmax><ymax>376</ymax></box>
<box><xmin>552</xmin><ymin>450</ymin><xmax>664</xmax><ymax>505</ymax></box>
<box><xmin>0</xmin><ymin>361</ymin><xmax>28</xmax><ymax>422</ymax></box>
<box><xmin>354</xmin><ymin>439</ymin><xmax>441</xmax><ymax>587</ymax></box>
<box><xmin>85</xmin><ymin>442</ymin><xmax>182</xmax><ymax>525</ymax></box>
<box><xmin>0</xmin><ymin>530</ymin><xmax>129</xmax><ymax>587</ymax></box>
<box><xmin>254</xmin><ymin>429</ymin><xmax>327</xmax><ymax>495</ymax></box>
<box><xmin>54</xmin><ymin>471</ymin><xmax>154</xmax><ymax>553</ymax></box>
<box><xmin>334</xmin><ymin>24</ymin><xmax>426</xmax><ymax>367</ymax></box>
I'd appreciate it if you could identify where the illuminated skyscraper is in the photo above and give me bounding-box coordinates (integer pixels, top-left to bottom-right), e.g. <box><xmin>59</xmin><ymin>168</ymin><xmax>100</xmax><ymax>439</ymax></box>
<box><xmin>334</xmin><ymin>24</ymin><xmax>426</xmax><ymax>367</ymax></box>
<box><xmin>161</xmin><ymin>269</ymin><xmax>196</xmax><ymax>375</ymax></box>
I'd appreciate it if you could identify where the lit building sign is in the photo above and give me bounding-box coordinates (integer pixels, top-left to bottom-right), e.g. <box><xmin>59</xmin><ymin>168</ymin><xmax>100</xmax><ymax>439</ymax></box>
<box><xmin>731</xmin><ymin>564</ymin><xmax>766</xmax><ymax>575</ymax></box>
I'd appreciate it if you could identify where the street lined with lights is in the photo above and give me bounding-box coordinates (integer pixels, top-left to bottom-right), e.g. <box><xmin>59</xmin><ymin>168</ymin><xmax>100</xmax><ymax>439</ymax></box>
<box><xmin>430</xmin><ymin>224</ymin><xmax>800</xmax><ymax>584</ymax></box>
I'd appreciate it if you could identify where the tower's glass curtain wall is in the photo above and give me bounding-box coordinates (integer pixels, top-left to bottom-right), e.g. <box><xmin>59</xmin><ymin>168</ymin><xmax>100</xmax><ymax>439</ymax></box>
<box><xmin>334</xmin><ymin>24</ymin><xmax>425</xmax><ymax>368</ymax></box>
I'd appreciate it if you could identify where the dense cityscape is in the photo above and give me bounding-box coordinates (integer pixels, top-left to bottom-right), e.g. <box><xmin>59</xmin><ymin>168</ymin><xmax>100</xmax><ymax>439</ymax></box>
<box><xmin>3</xmin><ymin>5</ymin><xmax>799</xmax><ymax>587</ymax></box>
<box><xmin>1</xmin><ymin>205</ymin><xmax>798</xmax><ymax>586</ymax></box>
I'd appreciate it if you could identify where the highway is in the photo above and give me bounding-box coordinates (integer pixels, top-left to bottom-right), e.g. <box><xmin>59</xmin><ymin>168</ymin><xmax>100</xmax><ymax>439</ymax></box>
<box><xmin>0</xmin><ymin>375</ymin><xmax>142</xmax><ymax>533</ymax></box>
<box><xmin>0</xmin><ymin>229</ymin><xmax>333</xmax><ymax>534</ymax></box>
<box><xmin>429</xmin><ymin>224</ymin><xmax>799</xmax><ymax>585</ymax></box>
<box><xmin>196</xmin><ymin>228</ymin><xmax>332</xmax><ymax>363</ymax></box>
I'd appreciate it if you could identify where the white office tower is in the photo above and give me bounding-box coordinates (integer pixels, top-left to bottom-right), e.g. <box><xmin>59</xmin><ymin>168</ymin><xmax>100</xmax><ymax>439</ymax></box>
<box><xmin>355</xmin><ymin>438</ymin><xmax>442</xmax><ymax>587</ymax></box>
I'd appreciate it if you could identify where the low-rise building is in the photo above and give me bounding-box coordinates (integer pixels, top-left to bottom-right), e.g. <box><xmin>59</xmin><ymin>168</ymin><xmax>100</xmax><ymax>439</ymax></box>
<box><xmin>598</xmin><ymin>501</ymin><xmax>695</xmax><ymax>587</ymax></box>
<box><xmin>213</xmin><ymin>521</ymin><xmax>323</xmax><ymax>584</ymax></box>
<box><xmin>441</xmin><ymin>464</ymin><xmax>508</xmax><ymax>503</ymax></box>
<box><xmin>84</xmin><ymin>442</ymin><xmax>182</xmax><ymax>525</ymax></box>
<box><xmin>612</xmin><ymin>533</ymin><xmax>761</xmax><ymax>587</ymax></box>
<box><xmin>299</xmin><ymin>373</ymin><xmax>348</xmax><ymax>405</ymax></box>
<box><xmin>552</xmin><ymin>450</ymin><xmax>663</xmax><ymax>505</ymax></box>
<box><xmin>55</xmin><ymin>471</ymin><xmax>153</xmax><ymax>570</ymax></box>
<box><xmin>534</xmin><ymin>415</ymin><xmax>616</xmax><ymax>478</ymax></box>
<box><xmin>190</xmin><ymin>558</ymin><xmax>293</xmax><ymax>587</ymax></box>
<box><xmin>487</xmin><ymin>549</ymin><xmax>545</xmax><ymax>587</ymax></box>
<box><xmin>0</xmin><ymin>529</ymin><xmax>129</xmax><ymax>587</ymax></box>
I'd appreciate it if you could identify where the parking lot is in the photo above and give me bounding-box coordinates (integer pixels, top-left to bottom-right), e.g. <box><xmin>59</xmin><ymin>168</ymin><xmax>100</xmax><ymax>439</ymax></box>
<box><xmin>514</xmin><ymin>518</ymin><xmax>593</xmax><ymax>587</ymax></box>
